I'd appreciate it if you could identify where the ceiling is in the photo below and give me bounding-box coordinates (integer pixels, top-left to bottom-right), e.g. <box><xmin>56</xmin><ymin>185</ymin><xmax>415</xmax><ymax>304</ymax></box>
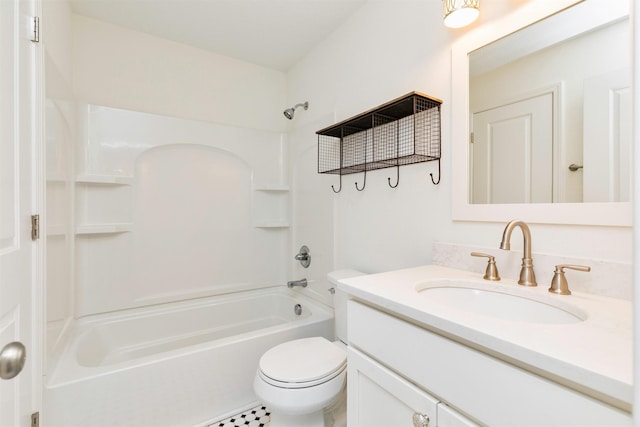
<box><xmin>69</xmin><ymin>0</ymin><xmax>368</xmax><ymax>72</ymax></box>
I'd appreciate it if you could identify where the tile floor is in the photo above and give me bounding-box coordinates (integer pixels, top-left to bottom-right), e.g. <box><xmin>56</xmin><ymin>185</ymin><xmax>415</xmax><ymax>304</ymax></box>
<box><xmin>211</xmin><ymin>405</ymin><xmax>271</xmax><ymax>427</ymax></box>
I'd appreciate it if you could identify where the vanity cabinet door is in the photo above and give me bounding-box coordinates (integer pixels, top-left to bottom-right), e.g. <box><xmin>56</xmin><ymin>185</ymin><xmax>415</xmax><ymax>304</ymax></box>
<box><xmin>347</xmin><ymin>347</ymin><xmax>438</xmax><ymax>427</ymax></box>
<box><xmin>437</xmin><ymin>403</ymin><xmax>479</xmax><ymax>427</ymax></box>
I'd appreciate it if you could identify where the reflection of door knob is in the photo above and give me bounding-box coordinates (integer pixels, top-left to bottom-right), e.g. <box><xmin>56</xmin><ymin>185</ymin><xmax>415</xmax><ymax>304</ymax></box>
<box><xmin>0</xmin><ymin>341</ymin><xmax>26</xmax><ymax>380</ymax></box>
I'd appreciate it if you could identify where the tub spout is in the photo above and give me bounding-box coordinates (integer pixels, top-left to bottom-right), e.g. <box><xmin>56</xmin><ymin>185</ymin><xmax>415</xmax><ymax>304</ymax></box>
<box><xmin>287</xmin><ymin>278</ymin><xmax>308</xmax><ymax>288</ymax></box>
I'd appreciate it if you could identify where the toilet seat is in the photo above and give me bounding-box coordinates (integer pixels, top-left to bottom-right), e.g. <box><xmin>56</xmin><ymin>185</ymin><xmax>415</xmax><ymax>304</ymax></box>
<box><xmin>258</xmin><ymin>337</ymin><xmax>346</xmax><ymax>389</ymax></box>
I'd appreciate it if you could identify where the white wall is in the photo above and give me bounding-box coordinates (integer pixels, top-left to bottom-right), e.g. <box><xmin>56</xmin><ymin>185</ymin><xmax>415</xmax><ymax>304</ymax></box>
<box><xmin>287</xmin><ymin>0</ymin><xmax>632</xmax><ymax>299</ymax></box>
<box><xmin>72</xmin><ymin>14</ymin><xmax>287</xmax><ymax>133</ymax></box>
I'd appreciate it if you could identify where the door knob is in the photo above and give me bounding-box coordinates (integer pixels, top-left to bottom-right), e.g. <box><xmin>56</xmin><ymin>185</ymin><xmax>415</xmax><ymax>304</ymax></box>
<box><xmin>0</xmin><ymin>341</ymin><xmax>26</xmax><ymax>380</ymax></box>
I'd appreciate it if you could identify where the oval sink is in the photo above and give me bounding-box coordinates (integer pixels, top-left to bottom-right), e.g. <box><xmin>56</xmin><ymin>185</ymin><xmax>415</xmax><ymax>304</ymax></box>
<box><xmin>416</xmin><ymin>282</ymin><xmax>585</xmax><ymax>324</ymax></box>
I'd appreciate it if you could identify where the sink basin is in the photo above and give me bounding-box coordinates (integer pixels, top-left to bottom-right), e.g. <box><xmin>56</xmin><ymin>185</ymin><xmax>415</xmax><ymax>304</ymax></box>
<box><xmin>416</xmin><ymin>281</ymin><xmax>585</xmax><ymax>324</ymax></box>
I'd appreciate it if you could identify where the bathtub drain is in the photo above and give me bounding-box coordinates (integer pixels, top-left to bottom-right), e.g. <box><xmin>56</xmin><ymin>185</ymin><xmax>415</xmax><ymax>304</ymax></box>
<box><xmin>294</xmin><ymin>304</ymin><xmax>302</xmax><ymax>316</ymax></box>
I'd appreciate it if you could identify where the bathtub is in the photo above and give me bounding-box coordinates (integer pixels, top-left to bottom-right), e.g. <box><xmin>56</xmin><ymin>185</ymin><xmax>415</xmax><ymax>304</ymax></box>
<box><xmin>44</xmin><ymin>287</ymin><xmax>334</xmax><ymax>427</ymax></box>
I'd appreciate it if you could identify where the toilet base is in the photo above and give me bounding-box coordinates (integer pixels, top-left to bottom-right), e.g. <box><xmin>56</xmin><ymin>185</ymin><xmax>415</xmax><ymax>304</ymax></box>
<box><xmin>267</xmin><ymin>388</ymin><xmax>346</xmax><ymax>427</ymax></box>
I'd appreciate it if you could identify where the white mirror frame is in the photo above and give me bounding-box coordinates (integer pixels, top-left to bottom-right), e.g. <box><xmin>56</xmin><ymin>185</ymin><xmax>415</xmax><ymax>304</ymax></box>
<box><xmin>451</xmin><ymin>0</ymin><xmax>632</xmax><ymax>226</ymax></box>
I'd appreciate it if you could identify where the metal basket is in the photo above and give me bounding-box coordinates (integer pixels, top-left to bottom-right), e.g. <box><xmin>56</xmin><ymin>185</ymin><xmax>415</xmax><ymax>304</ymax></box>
<box><xmin>317</xmin><ymin>93</ymin><xmax>442</xmax><ymax>179</ymax></box>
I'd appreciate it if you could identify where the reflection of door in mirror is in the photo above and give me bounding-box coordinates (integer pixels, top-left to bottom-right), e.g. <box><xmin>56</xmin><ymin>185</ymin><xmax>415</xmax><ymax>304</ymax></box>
<box><xmin>471</xmin><ymin>93</ymin><xmax>552</xmax><ymax>204</ymax></box>
<box><xmin>583</xmin><ymin>68</ymin><xmax>631</xmax><ymax>203</ymax></box>
<box><xmin>452</xmin><ymin>0</ymin><xmax>631</xmax><ymax>225</ymax></box>
<box><xmin>469</xmin><ymin>15</ymin><xmax>629</xmax><ymax>204</ymax></box>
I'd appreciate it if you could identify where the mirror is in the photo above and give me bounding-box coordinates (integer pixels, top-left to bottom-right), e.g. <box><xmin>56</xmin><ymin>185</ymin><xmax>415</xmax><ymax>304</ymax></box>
<box><xmin>452</xmin><ymin>0</ymin><xmax>632</xmax><ymax>226</ymax></box>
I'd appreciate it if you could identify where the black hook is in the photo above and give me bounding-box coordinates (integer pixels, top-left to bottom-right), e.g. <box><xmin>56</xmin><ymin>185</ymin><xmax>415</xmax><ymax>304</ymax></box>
<box><xmin>430</xmin><ymin>159</ymin><xmax>441</xmax><ymax>185</ymax></box>
<box><xmin>331</xmin><ymin>174</ymin><xmax>342</xmax><ymax>193</ymax></box>
<box><xmin>388</xmin><ymin>122</ymin><xmax>400</xmax><ymax>188</ymax></box>
<box><xmin>388</xmin><ymin>165</ymin><xmax>399</xmax><ymax>188</ymax></box>
<box><xmin>355</xmin><ymin>169</ymin><xmax>367</xmax><ymax>191</ymax></box>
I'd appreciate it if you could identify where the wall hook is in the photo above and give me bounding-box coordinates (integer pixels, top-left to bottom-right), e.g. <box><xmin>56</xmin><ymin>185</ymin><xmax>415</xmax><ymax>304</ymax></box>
<box><xmin>430</xmin><ymin>159</ymin><xmax>441</xmax><ymax>185</ymax></box>
<box><xmin>388</xmin><ymin>124</ymin><xmax>400</xmax><ymax>188</ymax></box>
<box><xmin>388</xmin><ymin>165</ymin><xmax>399</xmax><ymax>188</ymax></box>
<box><xmin>331</xmin><ymin>174</ymin><xmax>342</xmax><ymax>193</ymax></box>
<box><xmin>355</xmin><ymin>169</ymin><xmax>367</xmax><ymax>191</ymax></box>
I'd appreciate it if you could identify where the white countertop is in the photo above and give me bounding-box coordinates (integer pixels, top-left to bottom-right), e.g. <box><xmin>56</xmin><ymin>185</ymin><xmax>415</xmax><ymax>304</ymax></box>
<box><xmin>338</xmin><ymin>265</ymin><xmax>633</xmax><ymax>410</ymax></box>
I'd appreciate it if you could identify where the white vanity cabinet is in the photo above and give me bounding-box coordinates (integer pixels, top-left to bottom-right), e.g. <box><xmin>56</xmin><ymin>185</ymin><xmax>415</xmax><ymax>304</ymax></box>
<box><xmin>347</xmin><ymin>300</ymin><xmax>632</xmax><ymax>426</ymax></box>
<box><xmin>348</xmin><ymin>346</ymin><xmax>478</xmax><ymax>426</ymax></box>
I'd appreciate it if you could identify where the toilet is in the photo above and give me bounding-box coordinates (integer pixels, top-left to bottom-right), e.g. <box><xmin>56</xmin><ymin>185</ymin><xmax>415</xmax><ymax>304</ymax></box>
<box><xmin>253</xmin><ymin>269</ymin><xmax>364</xmax><ymax>427</ymax></box>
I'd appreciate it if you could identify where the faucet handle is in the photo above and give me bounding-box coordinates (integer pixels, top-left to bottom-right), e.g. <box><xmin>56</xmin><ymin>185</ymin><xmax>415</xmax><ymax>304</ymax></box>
<box><xmin>471</xmin><ymin>252</ymin><xmax>501</xmax><ymax>281</ymax></box>
<box><xmin>548</xmin><ymin>264</ymin><xmax>591</xmax><ymax>295</ymax></box>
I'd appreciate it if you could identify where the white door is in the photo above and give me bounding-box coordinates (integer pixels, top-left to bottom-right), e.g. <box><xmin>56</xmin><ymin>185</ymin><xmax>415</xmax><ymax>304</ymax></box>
<box><xmin>583</xmin><ymin>68</ymin><xmax>631</xmax><ymax>202</ymax></box>
<box><xmin>471</xmin><ymin>93</ymin><xmax>553</xmax><ymax>204</ymax></box>
<box><xmin>0</xmin><ymin>0</ymin><xmax>41</xmax><ymax>425</ymax></box>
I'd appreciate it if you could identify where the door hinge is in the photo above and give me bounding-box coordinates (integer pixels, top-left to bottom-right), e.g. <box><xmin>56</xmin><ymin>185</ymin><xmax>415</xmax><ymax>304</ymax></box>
<box><xmin>31</xmin><ymin>412</ymin><xmax>39</xmax><ymax>427</ymax></box>
<box><xmin>470</xmin><ymin>132</ymin><xmax>474</xmax><ymax>144</ymax></box>
<box><xmin>31</xmin><ymin>215</ymin><xmax>40</xmax><ymax>241</ymax></box>
<box><xmin>31</xmin><ymin>16</ymin><xmax>39</xmax><ymax>43</ymax></box>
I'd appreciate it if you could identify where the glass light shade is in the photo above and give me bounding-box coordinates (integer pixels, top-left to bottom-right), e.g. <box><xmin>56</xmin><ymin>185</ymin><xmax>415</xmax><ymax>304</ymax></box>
<box><xmin>443</xmin><ymin>0</ymin><xmax>480</xmax><ymax>28</ymax></box>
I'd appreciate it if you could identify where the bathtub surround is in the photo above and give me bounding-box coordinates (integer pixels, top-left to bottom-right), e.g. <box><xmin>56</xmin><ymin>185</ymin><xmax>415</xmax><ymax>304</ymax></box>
<box><xmin>46</xmin><ymin>102</ymin><xmax>291</xmax><ymax>321</ymax></box>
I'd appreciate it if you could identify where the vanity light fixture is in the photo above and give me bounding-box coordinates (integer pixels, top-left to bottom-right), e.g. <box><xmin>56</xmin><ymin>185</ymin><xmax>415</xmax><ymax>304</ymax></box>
<box><xmin>443</xmin><ymin>0</ymin><xmax>479</xmax><ymax>28</ymax></box>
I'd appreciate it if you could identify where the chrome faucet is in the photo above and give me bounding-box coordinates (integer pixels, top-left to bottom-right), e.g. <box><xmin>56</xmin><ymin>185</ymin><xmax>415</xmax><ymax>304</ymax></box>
<box><xmin>499</xmin><ymin>220</ymin><xmax>537</xmax><ymax>287</ymax></box>
<box><xmin>287</xmin><ymin>278</ymin><xmax>308</xmax><ymax>288</ymax></box>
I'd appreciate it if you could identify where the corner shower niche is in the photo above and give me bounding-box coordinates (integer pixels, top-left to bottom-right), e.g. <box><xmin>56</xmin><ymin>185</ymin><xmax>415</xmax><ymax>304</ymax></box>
<box><xmin>75</xmin><ymin>175</ymin><xmax>133</xmax><ymax>235</ymax></box>
<box><xmin>73</xmin><ymin>104</ymin><xmax>289</xmax><ymax>316</ymax></box>
<box><xmin>252</xmin><ymin>184</ymin><xmax>290</xmax><ymax>228</ymax></box>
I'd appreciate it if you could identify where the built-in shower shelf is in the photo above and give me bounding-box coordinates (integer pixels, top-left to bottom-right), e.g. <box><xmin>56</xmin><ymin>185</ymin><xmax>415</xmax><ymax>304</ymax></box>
<box><xmin>75</xmin><ymin>223</ymin><xmax>133</xmax><ymax>235</ymax></box>
<box><xmin>252</xmin><ymin>221</ymin><xmax>290</xmax><ymax>228</ymax></box>
<box><xmin>253</xmin><ymin>184</ymin><xmax>290</xmax><ymax>192</ymax></box>
<box><xmin>76</xmin><ymin>174</ymin><xmax>134</xmax><ymax>185</ymax></box>
<box><xmin>252</xmin><ymin>184</ymin><xmax>289</xmax><ymax>228</ymax></box>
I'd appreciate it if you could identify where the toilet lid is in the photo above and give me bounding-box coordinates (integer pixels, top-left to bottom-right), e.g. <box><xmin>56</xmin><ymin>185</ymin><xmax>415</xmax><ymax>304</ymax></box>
<box><xmin>259</xmin><ymin>337</ymin><xmax>346</xmax><ymax>384</ymax></box>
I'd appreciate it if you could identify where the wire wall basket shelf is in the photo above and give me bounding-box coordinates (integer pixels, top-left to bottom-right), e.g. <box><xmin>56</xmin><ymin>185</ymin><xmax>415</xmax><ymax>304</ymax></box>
<box><xmin>317</xmin><ymin>92</ymin><xmax>442</xmax><ymax>192</ymax></box>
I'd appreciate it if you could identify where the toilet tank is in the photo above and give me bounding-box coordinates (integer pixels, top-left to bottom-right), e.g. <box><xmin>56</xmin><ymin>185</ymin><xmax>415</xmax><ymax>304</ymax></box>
<box><xmin>327</xmin><ymin>269</ymin><xmax>366</xmax><ymax>344</ymax></box>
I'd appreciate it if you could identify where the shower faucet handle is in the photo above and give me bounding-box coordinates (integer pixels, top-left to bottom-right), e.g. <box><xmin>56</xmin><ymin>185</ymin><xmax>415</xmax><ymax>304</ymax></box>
<box><xmin>294</xmin><ymin>245</ymin><xmax>311</xmax><ymax>268</ymax></box>
<box><xmin>470</xmin><ymin>252</ymin><xmax>501</xmax><ymax>281</ymax></box>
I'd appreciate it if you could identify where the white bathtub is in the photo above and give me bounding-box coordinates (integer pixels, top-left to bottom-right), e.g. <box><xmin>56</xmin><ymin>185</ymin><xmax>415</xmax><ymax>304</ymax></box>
<box><xmin>44</xmin><ymin>287</ymin><xmax>334</xmax><ymax>427</ymax></box>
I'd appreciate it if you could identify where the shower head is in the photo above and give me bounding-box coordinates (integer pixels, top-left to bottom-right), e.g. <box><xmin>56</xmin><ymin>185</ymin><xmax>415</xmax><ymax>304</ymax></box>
<box><xmin>283</xmin><ymin>101</ymin><xmax>309</xmax><ymax>120</ymax></box>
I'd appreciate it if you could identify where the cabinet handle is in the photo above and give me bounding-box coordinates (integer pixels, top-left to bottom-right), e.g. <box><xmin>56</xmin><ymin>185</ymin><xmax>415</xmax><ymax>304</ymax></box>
<box><xmin>412</xmin><ymin>412</ymin><xmax>430</xmax><ymax>427</ymax></box>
